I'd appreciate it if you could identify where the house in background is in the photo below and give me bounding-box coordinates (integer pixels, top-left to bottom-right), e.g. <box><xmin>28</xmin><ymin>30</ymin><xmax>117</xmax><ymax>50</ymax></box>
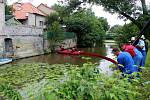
<box><xmin>37</xmin><ymin>3</ymin><xmax>56</xmax><ymax>15</ymax></box>
<box><xmin>13</xmin><ymin>2</ymin><xmax>46</xmax><ymax>28</ymax></box>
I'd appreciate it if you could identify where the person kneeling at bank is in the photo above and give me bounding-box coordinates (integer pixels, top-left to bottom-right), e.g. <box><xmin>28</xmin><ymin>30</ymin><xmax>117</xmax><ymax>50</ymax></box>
<box><xmin>112</xmin><ymin>48</ymin><xmax>138</xmax><ymax>75</ymax></box>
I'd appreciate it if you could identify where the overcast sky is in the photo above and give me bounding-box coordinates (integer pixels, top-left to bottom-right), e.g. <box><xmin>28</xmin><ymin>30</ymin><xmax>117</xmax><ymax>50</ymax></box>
<box><xmin>7</xmin><ymin>0</ymin><xmax>150</xmax><ymax>27</ymax></box>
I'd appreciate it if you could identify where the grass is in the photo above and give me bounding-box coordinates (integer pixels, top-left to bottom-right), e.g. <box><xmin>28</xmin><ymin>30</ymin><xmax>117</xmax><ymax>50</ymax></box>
<box><xmin>142</xmin><ymin>48</ymin><xmax>150</xmax><ymax>81</ymax></box>
<box><xmin>139</xmin><ymin>48</ymin><xmax>150</xmax><ymax>99</ymax></box>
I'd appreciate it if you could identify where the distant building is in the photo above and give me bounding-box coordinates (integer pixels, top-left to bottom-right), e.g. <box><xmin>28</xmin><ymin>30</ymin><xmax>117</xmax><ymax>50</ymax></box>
<box><xmin>13</xmin><ymin>2</ymin><xmax>46</xmax><ymax>28</ymax></box>
<box><xmin>37</xmin><ymin>3</ymin><xmax>56</xmax><ymax>15</ymax></box>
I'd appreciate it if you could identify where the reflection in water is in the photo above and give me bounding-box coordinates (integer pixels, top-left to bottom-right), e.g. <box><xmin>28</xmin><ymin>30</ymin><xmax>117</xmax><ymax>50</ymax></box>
<box><xmin>98</xmin><ymin>43</ymin><xmax>116</xmax><ymax>76</ymax></box>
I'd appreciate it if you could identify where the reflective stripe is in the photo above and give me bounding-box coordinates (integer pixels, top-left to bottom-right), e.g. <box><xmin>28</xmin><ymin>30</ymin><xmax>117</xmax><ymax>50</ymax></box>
<box><xmin>118</xmin><ymin>64</ymin><xmax>124</xmax><ymax>68</ymax></box>
<box><xmin>133</xmin><ymin>65</ymin><xmax>138</xmax><ymax>68</ymax></box>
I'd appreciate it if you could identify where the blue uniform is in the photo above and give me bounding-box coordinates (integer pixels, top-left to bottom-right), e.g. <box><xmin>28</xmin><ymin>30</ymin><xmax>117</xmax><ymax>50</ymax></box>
<box><xmin>133</xmin><ymin>48</ymin><xmax>143</xmax><ymax>67</ymax></box>
<box><xmin>137</xmin><ymin>39</ymin><xmax>147</xmax><ymax>67</ymax></box>
<box><xmin>117</xmin><ymin>52</ymin><xmax>138</xmax><ymax>74</ymax></box>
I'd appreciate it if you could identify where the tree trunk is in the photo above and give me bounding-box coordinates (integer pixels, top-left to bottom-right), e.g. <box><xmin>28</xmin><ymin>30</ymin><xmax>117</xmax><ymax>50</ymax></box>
<box><xmin>120</xmin><ymin>12</ymin><xmax>143</xmax><ymax>29</ymax></box>
<box><xmin>140</xmin><ymin>0</ymin><xmax>148</xmax><ymax>15</ymax></box>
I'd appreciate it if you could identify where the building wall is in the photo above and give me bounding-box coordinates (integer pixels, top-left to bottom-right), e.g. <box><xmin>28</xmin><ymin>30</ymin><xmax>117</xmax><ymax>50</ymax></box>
<box><xmin>28</xmin><ymin>13</ymin><xmax>46</xmax><ymax>28</ymax></box>
<box><xmin>37</xmin><ymin>4</ymin><xmax>56</xmax><ymax>15</ymax></box>
<box><xmin>0</xmin><ymin>2</ymin><xmax>5</xmax><ymax>34</ymax></box>
<box><xmin>62</xmin><ymin>38</ymin><xmax>77</xmax><ymax>49</ymax></box>
<box><xmin>27</xmin><ymin>13</ymin><xmax>36</xmax><ymax>26</ymax></box>
<box><xmin>0</xmin><ymin>25</ymin><xmax>44</xmax><ymax>58</ymax></box>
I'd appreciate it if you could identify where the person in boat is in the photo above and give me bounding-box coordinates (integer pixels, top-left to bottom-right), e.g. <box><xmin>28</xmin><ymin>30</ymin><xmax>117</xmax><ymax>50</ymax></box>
<box><xmin>71</xmin><ymin>47</ymin><xmax>77</xmax><ymax>52</ymax></box>
<box><xmin>134</xmin><ymin>35</ymin><xmax>147</xmax><ymax>67</ymax></box>
<box><xmin>112</xmin><ymin>48</ymin><xmax>138</xmax><ymax>75</ymax></box>
<box><xmin>59</xmin><ymin>45</ymin><xmax>65</xmax><ymax>51</ymax></box>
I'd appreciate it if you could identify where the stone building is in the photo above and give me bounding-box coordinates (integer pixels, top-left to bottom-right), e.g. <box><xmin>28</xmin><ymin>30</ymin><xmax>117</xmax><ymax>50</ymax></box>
<box><xmin>13</xmin><ymin>2</ymin><xmax>46</xmax><ymax>28</ymax></box>
<box><xmin>0</xmin><ymin>1</ymin><xmax>77</xmax><ymax>59</ymax></box>
<box><xmin>0</xmin><ymin>1</ymin><xmax>44</xmax><ymax>58</ymax></box>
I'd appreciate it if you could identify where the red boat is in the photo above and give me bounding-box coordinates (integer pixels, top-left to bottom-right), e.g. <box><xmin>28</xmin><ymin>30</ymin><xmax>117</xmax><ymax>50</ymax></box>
<box><xmin>57</xmin><ymin>49</ymin><xmax>84</xmax><ymax>55</ymax></box>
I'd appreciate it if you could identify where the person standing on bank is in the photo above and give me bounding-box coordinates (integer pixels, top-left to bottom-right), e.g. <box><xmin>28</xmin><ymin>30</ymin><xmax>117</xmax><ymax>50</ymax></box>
<box><xmin>130</xmin><ymin>37</ymin><xmax>143</xmax><ymax>68</ymax></box>
<box><xmin>112</xmin><ymin>48</ymin><xmax>138</xmax><ymax>74</ymax></box>
<box><xmin>136</xmin><ymin>35</ymin><xmax>147</xmax><ymax>67</ymax></box>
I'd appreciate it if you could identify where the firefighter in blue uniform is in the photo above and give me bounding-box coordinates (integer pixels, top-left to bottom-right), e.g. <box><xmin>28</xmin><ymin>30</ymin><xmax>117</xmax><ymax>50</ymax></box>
<box><xmin>133</xmin><ymin>48</ymin><xmax>143</xmax><ymax>67</ymax></box>
<box><xmin>136</xmin><ymin>35</ymin><xmax>147</xmax><ymax>67</ymax></box>
<box><xmin>112</xmin><ymin>48</ymin><xmax>138</xmax><ymax>74</ymax></box>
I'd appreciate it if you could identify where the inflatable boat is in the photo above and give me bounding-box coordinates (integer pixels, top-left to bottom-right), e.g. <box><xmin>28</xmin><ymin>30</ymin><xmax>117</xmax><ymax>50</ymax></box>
<box><xmin>57</xmin><ymin>50</ymin><xmax>84</xmax><ymax>55</ymax></box>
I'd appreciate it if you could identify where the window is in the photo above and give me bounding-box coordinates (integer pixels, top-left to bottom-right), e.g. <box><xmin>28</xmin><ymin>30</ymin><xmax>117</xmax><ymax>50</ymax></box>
<box><xmin>39</xmin><ymin>21</ymin><xmax>44</xmax><ymax>26</ymax></box>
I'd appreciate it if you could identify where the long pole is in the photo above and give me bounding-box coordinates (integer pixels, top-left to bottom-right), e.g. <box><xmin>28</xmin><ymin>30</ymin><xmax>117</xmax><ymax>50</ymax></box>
<box><xmin>132</xmin><ymin>20</ymin><xmax>150</xmax><ymax>46</ymax></box>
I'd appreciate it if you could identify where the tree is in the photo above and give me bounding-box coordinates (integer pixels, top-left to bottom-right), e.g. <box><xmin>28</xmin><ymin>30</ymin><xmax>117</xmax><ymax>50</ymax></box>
<box><xmin>47</xmin><ymin>21</ymin><xmax>64</xmax><ymax>52</ymax></box>
<box><xmin>109</xmin><ymin>25</ymin><xmax>122</xmax><ymax>33</ymax></box>
<box><xmin>45</xmin><ymin>13</ymin><xmax>60</xmax><ymax>27</ymax></box>
<box><xmin>64</xmin><ymin>9</ymin><xmax>105</xmax><ymax>47</ymax></box>
<box><xmin>65</xmin><ymin>0</ymin><xmax>150</xmax><ymax>39</ymax></box>
<box><xmin>98</xmin><ymin>17</ymin><xmax>109</xmax><ymax>32</ymax></box>
<box><xmin>111</xmin><ymin>23</ymin><xmax>139</xmax><ymax>45</ymax></box>
<box><xmin>5</xmin><ymin>5</ymin><xmax>12</xmax><ymax>15</ymax></box>
<box><xmin>52</xmin><ymin>4</ymin><xmax>71</xmax><ymax>19</ymax></box>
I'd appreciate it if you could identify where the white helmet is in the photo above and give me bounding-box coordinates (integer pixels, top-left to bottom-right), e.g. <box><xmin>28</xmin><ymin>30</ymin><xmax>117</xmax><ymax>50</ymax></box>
<box><xmin>141</xmin><ymin>35</ymin><xmax>145</xmax><ymax>39</ymax></box>
<box><xmin>131</xmin><ymin>37</ymin><xmax>135</xmax><ymax>41</ymax></box>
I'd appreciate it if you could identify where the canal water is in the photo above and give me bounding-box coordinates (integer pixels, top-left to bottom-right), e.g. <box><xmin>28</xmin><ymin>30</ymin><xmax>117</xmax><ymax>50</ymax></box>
<box><xmin>12</xmin><ymin>42</ymin><xmax>116</xmax><ymax>75</ymax></box>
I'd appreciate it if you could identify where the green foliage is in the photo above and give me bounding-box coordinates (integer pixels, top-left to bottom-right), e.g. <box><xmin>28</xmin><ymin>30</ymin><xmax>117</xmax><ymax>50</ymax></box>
<box><xmin>64</xmin><ymin>10</ymin><xmax>105</xmax><ymax>47</ymax></box>
<box><xmin>1</xmin><ymin>60</ymin><xmax>150</xmax><ymax>99</ymax></box>
<box><xmin>47</xmin><ymin>21</ymin><xmax>64</xmax><ymax>52</ymax></box>
<box><xmin>5</xmin><ymin>5</ymin><xmax>12</xmax><ymax>15</ymax></box>
<box><xmin>65</xmin><ymin>0</ymin><xmax>150</xmax><ymax>39</ymax></box>
<box><xmin>98</xmin><ymin>17</ymin><xmax>110</xmax><ymax>32</ymax></box>
<box><xmin>52</xmin><ymin>4</ymin><xmax>71</xmax><ymax>20</ymax></box>
<box><xmin>0</xmin><ymin>83</ymin><xmax>22</xmax><ymax>100</ymax></box>
<box><xmin>45</xmin><ymin>13</ymin><xmax>60</xmax><ymax>27</ymax></box>
<box><xmin>0</xmin><ymin>63</ymin><xmax>76</xmax><ymax>86</ymax></box>
<box><xmin>109</xmin><ymin>25</ymin><xmax>122</xmax><ymax>33</ymax></box>
<box><xmin>0</xmin><ymin>63</ymin><xmax>77</xmax><ymax>99</ymax></box>
<box><xmin>110</xmin><ymin>23</ymin><xmax>139</xmax><ymax>45</ymax></box>
<box><xmin>139</xmin><ymin>48</ymin><xmax>150</xmax><ymax>99</ymax></box>
<box><xmin>51</xmin><ymin>3</ymin><xmax>108</xmax><ymax>47</ymax></box>
<box><xmin>39</xmin><ymin>62</ymin><xmax>141</xmax><ymax>100</ymax></box>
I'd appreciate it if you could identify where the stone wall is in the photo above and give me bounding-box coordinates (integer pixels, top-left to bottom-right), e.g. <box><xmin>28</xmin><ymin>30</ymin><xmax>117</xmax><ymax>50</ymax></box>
<box><xmin>0</xmin><ymin>25</ymin><xmax>44</xmax><ymax>58</ymax></box>
<box><xmin>61</xmin><ymin>38</ymin><xmax>77</xmax><ymax>49</ymax></box>
<box><xmin>0</xmin><ymin>3</ymin><xmax>5</xmax><ymax>34</ymax></box>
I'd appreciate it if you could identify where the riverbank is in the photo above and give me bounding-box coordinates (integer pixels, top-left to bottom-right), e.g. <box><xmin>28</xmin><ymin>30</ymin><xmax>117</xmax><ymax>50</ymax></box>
<box><xmin>139</xmin><ymin>48</ymin><xmax>150</xmax><ymax>98</ymax></box>
<box><xmin>0</xmin><ymin>61</ymin><xmax>143</xmax><ymax>99</ymax></box>
<box><xmin>0</xmin><ymin>48</ymin><xmax>149</xmax><ymax>99</ymax></box>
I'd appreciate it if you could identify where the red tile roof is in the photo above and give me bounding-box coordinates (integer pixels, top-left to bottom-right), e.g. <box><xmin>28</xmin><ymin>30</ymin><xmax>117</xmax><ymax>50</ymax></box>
<box><xmin>13</xmin><ymin>2</ymin><xmax>46</xmax><ymax>19</ymax></box>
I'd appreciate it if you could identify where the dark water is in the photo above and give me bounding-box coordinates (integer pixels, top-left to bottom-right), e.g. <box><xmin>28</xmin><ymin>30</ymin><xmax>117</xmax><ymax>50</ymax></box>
<box><xmin>13</xmin><ymin>46</ymin><xmax>107</xmax><ymax>65</ymax></box>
